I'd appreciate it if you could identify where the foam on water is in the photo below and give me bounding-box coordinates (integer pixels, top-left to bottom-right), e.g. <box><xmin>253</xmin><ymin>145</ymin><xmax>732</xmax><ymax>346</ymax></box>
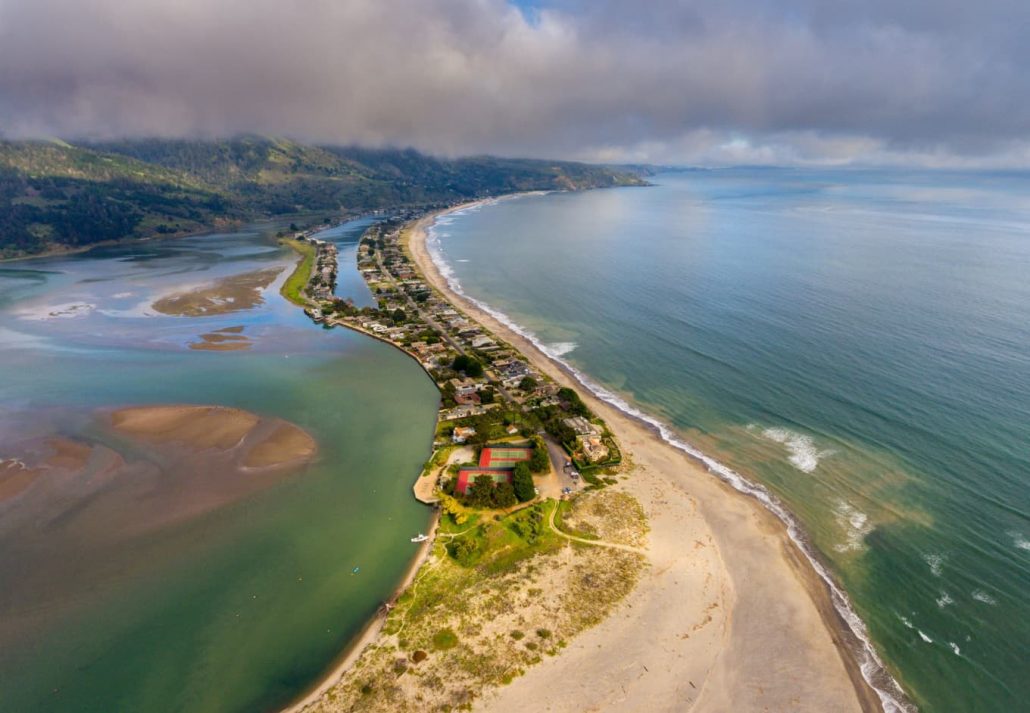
<box><xmin>760</xmin><ymin>427</ymin><xmax>834</xmax><ymax>473</ymax></box>
<box><xmin>833</xmin><ymin>499</ymin><xmax>873</xmax><ymax>553</ymax></box>
<box><xmin>918</xmin><ymin>630</ymin><xmax>934</xmax><ymax>644</ymax></box>
<box><xmin>936</xmin><ymin>592</ymin><xmax>954</xmax><ymax>608</ymax></box>
<box><xmin>547</xmin><ymin>341</ymin><xmax>578</xmax><ymax>357</ymax></box>
<box><xmin>924</xmin><ymin>553</ymin><xmax>945</xmax><ymax>577</ymax></box>
<box><xmin>426</xmin><ymin>208</ymin><xmax>916</xmax><ymax>713</ymax></box>
<box><xmin>1008</xmin><ymin>530</ymin><xmax>1030</xmax><ymax>552</ymax></box>
<box><xmin>972</xmin><ymin>590</ymin><xmax>997</xmax><ymax>605</ymax></box>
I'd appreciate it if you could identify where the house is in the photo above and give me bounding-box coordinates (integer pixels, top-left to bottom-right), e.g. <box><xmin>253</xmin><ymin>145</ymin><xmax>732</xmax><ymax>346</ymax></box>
<box><xmin>471</xmin><ymin>335</ymin><xmax>497</xmax><ymax>350</ymax></box>
<box><xmin>564</xmin><ymin>416</ymin><xmax>599</xmax><ymax>436</ymax></box>
<box><xmin>449</xmin><ymin>378</ymin><xmax>479</xmax><ymax>397</ymax></box>
<box><xmin>580</xmin><ymin>436</ymin><xmax>610</xmax><ymax>463</ymax></box>
<box><xmin>454</xmin><ymin>391</ymin><xmax>481</xmax><ymax>406</ymax></box>
<box><xmin>452</xmin><ymin>426</ymin><xmax>477</xmax><ymax>444</ymax></box>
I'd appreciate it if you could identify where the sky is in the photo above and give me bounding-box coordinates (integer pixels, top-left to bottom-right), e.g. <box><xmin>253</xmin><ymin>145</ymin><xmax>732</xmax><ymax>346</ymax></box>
<box><xmin>1</xmin><ymin>0</ymin><xmax>1028</xmax><ymax>167</ymax></box>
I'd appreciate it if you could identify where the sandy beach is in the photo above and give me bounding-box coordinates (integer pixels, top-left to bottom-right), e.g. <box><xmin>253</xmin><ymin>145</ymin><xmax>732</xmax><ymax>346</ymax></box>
<box><xmin>404</xmin><ymin>207</ymin><xmax>883</xmax><ymax>713</ymax></box>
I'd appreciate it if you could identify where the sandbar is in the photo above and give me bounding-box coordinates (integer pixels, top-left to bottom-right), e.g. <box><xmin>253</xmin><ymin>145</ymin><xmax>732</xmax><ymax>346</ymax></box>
<box><xmin>152</xmin><ymin>266</ymin><xmax>283</xmax><ymax>316</ymax></box>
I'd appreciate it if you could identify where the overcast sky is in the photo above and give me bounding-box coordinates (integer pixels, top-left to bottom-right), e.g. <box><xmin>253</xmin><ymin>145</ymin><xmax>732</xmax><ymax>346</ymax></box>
<box><xmin>1</xmin><ymin>0</ymin><xmax>1028</xmax><ymax>166</ymax></box>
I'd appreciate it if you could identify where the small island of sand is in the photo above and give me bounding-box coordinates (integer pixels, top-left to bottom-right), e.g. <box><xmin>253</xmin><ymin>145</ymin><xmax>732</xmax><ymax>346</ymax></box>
<box><xmin>152</xmin><ymin>267</ymin><xmax>284</xmax><ymax>317</ymax></box>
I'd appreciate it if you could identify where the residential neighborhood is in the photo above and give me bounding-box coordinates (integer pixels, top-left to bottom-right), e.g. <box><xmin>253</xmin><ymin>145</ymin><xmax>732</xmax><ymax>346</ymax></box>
<box><xmin>291</xmin><ymin>210</ymin><xmax>621</xmax><ymax>508</ymax></box>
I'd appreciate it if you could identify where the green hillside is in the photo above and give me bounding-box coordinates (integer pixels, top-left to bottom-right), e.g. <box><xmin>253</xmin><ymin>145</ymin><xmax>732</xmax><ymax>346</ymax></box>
<box><xmin>0</xmin><ymin>137</ymin><xmax>647</xmax><ymax>258</ymax></box>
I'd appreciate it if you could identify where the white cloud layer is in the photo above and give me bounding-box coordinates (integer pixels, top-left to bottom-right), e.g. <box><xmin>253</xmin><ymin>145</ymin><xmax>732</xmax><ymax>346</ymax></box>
<box><xmin>1</xmin><ymin>0</ymin><xmax>1028</xmax><ymax>166</ymax></box>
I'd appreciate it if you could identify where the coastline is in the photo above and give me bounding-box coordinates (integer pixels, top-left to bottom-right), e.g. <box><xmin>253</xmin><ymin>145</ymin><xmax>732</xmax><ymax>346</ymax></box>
<box><xmin>405</xmin><ymin>202</ymin><xmax>896</xmax><ymax>712</ymax></box>
<box><xmin>285</xmin><ymin>509</ymin><xmax>441</xmax><ymax>713</ymax></box>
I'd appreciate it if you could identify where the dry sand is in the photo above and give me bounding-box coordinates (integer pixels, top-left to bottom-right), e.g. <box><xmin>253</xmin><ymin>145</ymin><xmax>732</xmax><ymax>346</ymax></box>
<box><xmin>405</xmin><ymin>210</ymin><xmax>881</xmax><ymax>713</ymax></box>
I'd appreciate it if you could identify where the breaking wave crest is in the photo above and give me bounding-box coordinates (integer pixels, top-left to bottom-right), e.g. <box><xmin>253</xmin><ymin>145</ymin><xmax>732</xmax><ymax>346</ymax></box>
<box><xmin>761</xmin><ymin>427</ymin><xmax>835</xmax><ymax>473</ymax></box>
<box><xmin>424</xmin><ymin>204</ymin><xmax>915</xmax><ymax>713</ymax></box>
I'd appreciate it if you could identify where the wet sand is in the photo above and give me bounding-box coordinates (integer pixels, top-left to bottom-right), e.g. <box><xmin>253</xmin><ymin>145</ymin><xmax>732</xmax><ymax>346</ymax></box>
<box><xmin>190</xmin><ymin>325</ymin><xmax>252</xmax><ymax>351</ymax></box>
<box><xmin>152</xmin><ymin>267</ymin><xmax>284</xmax><ymax>316</ymax></box>
<box><xmin>0</xmin><ymin>404</ymin><xmax>319</xmax><ymax>660</ymax></box>
<box><xmin>405</xmin><ymin>209</ymin><xmax>882</xmax><ymax>713</ymax></box>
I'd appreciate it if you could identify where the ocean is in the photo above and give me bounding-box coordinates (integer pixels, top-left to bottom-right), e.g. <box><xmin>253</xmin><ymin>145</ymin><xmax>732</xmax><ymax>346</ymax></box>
<box><xmin>0</xmin><ymin>222</ymin><xmax>439</xmax><ymax>712</ymax></box>
<box><xmin>427</xmin><ymin>169</ymin><xmax>1030</xmax><ymax>713</ymax></box>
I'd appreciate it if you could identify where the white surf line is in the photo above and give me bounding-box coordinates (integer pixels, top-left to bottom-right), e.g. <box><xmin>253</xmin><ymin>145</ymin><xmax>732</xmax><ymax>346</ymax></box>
<box><xmin>424</xmin><ymin>205</ymin><xmax>915</xmax><ymax>713</ymax></box>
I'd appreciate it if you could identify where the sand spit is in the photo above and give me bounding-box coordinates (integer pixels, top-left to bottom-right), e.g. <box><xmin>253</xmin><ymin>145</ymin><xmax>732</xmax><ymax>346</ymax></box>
<box><xmin>404</xmin><ymin>210</ymin><xmax>881</xmax><ymax>713</ymax></box>
<box><xmin>152</xmin><ymin>266</ymin><xmax>284</xmax><ymax>316</ymax></box>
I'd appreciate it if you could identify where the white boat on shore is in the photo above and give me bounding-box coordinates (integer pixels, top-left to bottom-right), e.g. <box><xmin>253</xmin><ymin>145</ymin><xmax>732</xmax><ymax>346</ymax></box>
<box><xmin>410</xmin><ymin>533</ymin><xmax>429</xmax><ymax>543</ymax></box>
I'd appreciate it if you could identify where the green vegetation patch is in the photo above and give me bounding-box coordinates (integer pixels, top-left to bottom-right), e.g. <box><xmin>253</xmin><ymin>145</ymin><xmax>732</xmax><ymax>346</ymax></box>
<box><xmin>279</xmin><ymin>238</ymin><xmax>316</xmax><ymax>306</ymax></box>
<box><xmin>431</xmin><ymin>628</ymin><xmax>459</xmax><ymax>650</ymax></box>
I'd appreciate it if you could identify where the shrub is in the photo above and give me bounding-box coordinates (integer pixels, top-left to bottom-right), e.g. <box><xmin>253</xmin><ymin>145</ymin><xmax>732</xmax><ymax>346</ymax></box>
<box><xmin>510</xmin><ymin>630</ymin><xmax>525</xmax><ymax>641</ymax></box>
<box><xmin>432</xmin><ymin>628</ymin><xmax>459</xmax><ymax>650</ymax></box>
<box><xmin>536</xmin><ymin>628</ymin><xmax>552</xmax><ymax>639</ymax></box>
<box><xmin>447</xmin><ymin>536</ymin><xmax>480</xmax><ymax>566</ymax></box>
<box><xmin>411</xmin><ymin>650</ymin><xmax>428</xmax><ymax>664</ymax></box>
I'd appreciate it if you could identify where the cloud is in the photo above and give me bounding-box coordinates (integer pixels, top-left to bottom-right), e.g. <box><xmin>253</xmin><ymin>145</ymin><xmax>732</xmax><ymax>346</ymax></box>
<box><xmin>1</xmin><ymin>0</ymin><xmax>1028</xmax><ymax>166</ymax></box>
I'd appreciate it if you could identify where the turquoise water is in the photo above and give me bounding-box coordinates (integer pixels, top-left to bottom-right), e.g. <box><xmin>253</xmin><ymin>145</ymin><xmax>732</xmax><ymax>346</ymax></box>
<box><xmin>0</xmin><ymin>222</ymin><xmax>439</xmax><ymax>711</ymax></box>
<box><xmin>429</xmin><ymin>170</ymin><xmax>1030</xmax><ymax>713</ymax></box>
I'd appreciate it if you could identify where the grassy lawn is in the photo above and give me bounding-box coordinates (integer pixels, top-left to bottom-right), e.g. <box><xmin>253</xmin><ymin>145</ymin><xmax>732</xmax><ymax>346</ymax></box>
<box><xmin>279</xmin><ymin>238</ymin><xmax>316</xmax><ymax>306</ymax></box>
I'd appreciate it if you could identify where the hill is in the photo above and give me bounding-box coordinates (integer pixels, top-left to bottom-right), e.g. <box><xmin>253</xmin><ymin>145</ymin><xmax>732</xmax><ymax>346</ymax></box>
<box><xmin>0</xmin><ymin>138</ymin><xmax>646</xmax><ymax>258</ymax></box>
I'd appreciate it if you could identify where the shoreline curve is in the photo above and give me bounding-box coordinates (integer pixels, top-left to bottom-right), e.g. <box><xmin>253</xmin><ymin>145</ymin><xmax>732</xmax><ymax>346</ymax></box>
<box><xmin>411</xmin><ymin>198</ymin><xmax>908</xmax><ymax>712</ymax></box>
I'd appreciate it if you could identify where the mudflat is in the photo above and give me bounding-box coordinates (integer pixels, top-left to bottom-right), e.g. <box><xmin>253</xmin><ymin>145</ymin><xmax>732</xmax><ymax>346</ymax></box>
<box><xmin>152</xmin><ymin>266</ymin><xmax>284</xmax><ymax>316</ymax></box>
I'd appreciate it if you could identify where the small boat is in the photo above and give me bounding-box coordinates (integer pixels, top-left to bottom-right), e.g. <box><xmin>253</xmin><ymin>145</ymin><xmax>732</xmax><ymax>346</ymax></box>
<box><xmin>352</xmin><ymin>566</ymin><xmax>360</xmax><ymax>574</ymax></box>
<box><xmin>410</xmin><ymin>533</ymin><xmax>429</xmax><ymax>543</ymax></box>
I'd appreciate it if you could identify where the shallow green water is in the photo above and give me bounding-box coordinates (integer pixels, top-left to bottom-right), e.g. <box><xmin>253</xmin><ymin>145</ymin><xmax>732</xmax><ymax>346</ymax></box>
<box><xmin>430</xmin><ymin>170</ymin><xmax>1030</xmax><ymax>713</ymax></box>
<box><xmin>0</xmin><ymin>222</ymin><xmax>439</xmax><ymax>712</ymax></box>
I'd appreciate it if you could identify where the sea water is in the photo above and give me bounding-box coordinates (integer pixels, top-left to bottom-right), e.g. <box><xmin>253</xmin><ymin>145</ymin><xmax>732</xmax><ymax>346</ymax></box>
<box><xmin>429</xmin><ymin>169</ymin><xmax>1030</xmax><ymax>713</ymax></box>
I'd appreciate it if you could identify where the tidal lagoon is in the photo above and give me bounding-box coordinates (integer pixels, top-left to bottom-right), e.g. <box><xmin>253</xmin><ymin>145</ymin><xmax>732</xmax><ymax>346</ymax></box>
<box><xmin>0</xmin><ymin>223</ymin><xmax>440</xmax><ymax>712</ymax></box>
<box><xmin>428</xmin><ymin>170</ymin><xmax>1030</xmax><ymax>713</ymax></box>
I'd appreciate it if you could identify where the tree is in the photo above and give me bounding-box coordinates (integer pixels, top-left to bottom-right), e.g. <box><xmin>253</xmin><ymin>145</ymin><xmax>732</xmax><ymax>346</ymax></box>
<box><xmin>512</xmin><ymin>462</ymin><xmax>535</xmax><ymax>502</ymax></box>
<box><xmin>558</xmin><ymin>387</ymin><xmax>590</xmax><ymax>417</ymax></box>
<box><xmin>467</xmin><ymin>475</ymin><xmax>496</xmax><ymax>508</ymax></box>
<box><xmin>528</xmin><ymin>440</ymin><xmax>549</xmax><ymax>473</ymax></box>
<box><xmin>479</xmin><ymin>387</ymin><xmax>496</xmax><ymax>405</ymax></box>
<box><xmin>452</xmin><ymin>354</ymin><xmax>483</xmax><ymax>378</ymax></box>
<box><xmin>392</xmin><ymin>308</ymin><xmax>406</xmax><ymax>323</ymax></box>
<box><xmin>493</xmin><ymin>481</ymin><xmax>517</xmax><ymax>509</ymax></box>
<box><xmin>519</xmin><ymin>376</ymin><xmax>538</xmax><ymax>392</ymax></box>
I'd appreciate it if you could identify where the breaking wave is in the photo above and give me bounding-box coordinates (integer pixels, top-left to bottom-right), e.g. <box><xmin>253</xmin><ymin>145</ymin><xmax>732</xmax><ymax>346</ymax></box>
<box><xmin>423</xmin><ymin>203</ymin><xmax>915</xmax><ymax>713</ymax></box>
<box><xmin>833</xmin><ymin>499</ymin><xmax>873</xmax><ymax>553</ymax></box>
<box><xmin>761</xmin><ymin>427</ymin><xmax>835</xmax><ymax>473</ymax></box>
